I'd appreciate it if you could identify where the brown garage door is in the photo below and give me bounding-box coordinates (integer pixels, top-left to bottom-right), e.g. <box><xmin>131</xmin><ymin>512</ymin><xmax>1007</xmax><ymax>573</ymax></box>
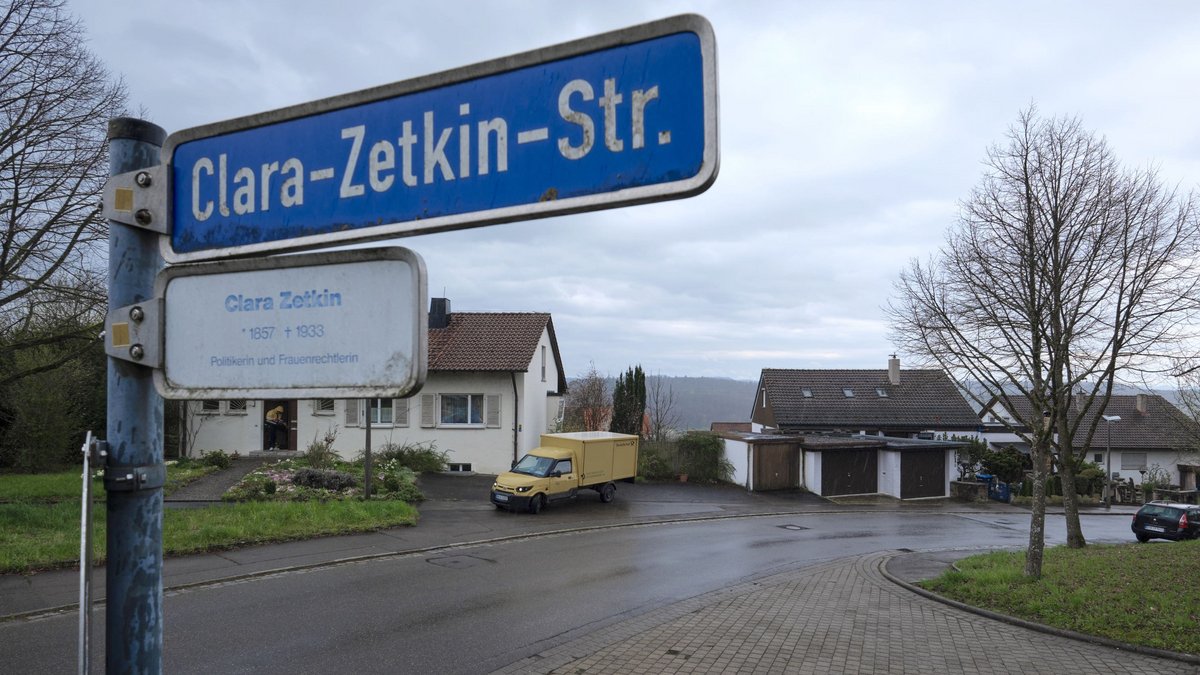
<box><xmin>754</xmin><ymin>444</ymin><xmax>799</xmax><ymax>490</ymax></box>
<box><xmin>901</xmin><ymin>450</ymin><xmax>946</xmax><ymax>499</ymax></box>
<box><xmin>821</xmin><ymin>449</ymin><xmax>877</xmax><ymax>496</ymax></box>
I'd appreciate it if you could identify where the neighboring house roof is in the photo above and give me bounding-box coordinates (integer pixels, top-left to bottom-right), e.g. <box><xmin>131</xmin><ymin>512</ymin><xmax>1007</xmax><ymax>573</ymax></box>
<box><xmin>711</xmin><ymin>422</ymin><xmax>752</xmax><ymax>435</ymax></box>
<box><xmin>984</xmin><ymin>394</ymin><xmax>1200</xmax><ymax>452</ymax></box>
<box><xmin>757</xmin><ymin>368</ymin><xmax>979</xmax><ymax>432</ymax></box>
<box><xmin>428</xmin><ymin>312</ymin><xmax>568</xmax><ymax>393</ymax></box>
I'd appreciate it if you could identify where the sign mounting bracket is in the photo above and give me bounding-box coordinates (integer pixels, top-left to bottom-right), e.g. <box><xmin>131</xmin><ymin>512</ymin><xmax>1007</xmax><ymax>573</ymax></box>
<box><xmin>103</xmin><ymin>165</ymin><xmax>169</xmax><ymax>234</ymax></box>
<box><xmin>105</xmin><ymin>297</ymin><xmax>164</xmax><ymax>368</ymax></box>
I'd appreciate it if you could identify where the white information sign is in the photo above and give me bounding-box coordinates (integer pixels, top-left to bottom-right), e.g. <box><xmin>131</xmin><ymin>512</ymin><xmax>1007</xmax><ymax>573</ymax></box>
<box><xmin>154</xmin><ymin>247</ymin><xmax>426</xmax><ymax>399</ymax></box>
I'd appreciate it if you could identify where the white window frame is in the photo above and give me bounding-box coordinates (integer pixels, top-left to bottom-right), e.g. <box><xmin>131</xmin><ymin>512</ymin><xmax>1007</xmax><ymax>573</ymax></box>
<box><xmin>369</xmin><ymin>398</ymin><xmax>394</xmax><ymax>426</ymax></box>
<box><xmin>199</xmin><ymin>400</ymin><xmax>221</xmax><ymax>415</ymax></box>
<box><xmin>314</xmin><ymin>399</ymin><xmax>336</xmax><ymax>415</ymax></box>
<box><xmin>225</xmin><ymin>400</ymin><xmax>247</xmax><ymax>415</ymax></box>
<box><xmin>439</xmin><ymin>393</ymin><xmax>485</xmax><ymax>427</ymax></box>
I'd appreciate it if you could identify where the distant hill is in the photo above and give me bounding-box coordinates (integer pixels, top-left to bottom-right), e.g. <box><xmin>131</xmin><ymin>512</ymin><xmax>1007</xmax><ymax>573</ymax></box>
<box><xmin>660</xmin><ymin>376</ymin><xmax>758</xmax><ymax>430</ymax></box>
<box><xmin>568</xmin><ymin>375</ymin><xmax>758</xmax><ymax>432</ymax></box>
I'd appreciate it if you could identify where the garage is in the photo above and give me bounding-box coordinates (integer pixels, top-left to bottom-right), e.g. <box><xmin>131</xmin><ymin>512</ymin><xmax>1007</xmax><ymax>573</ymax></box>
<box><xmin>821</xmin><ymin>448</ymin><xmax>878</xmax><ymax>496</ymax></box>
<box><xmin>900</xmin><ymin>449</ymin><xmax>946</xmax><ymax>499</ymax></box>
<box><xmin>753</xmin><ymin>443</ymin><xmax>800</xmax><ymax>490</ymax></box>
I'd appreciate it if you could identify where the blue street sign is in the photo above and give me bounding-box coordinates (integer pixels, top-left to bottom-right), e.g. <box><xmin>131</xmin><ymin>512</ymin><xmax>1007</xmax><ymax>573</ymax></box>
<box><xmin>161</xmin><ymin>15</ymin><xmax>718</xmax><ymax>263</ymax></box>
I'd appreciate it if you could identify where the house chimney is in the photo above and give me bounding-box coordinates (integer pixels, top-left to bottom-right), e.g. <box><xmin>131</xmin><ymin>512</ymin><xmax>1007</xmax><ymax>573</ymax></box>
<box><xmin>1136</xmin><ymin>393</ymin><xmax>1148</xmax><ymax>414</ymax></box>
<box><xmin>887</xmin><ymin>354</ymin><xmax>900</xmax><ymax>385</ymax></box>
<box><xmin>429</xmin><ymin>297</ymin><xmax>451</xmax><ymax>329</ymax></box>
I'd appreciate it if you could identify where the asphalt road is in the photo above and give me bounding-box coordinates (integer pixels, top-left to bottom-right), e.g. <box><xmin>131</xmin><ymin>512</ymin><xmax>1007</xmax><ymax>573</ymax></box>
<box><xmin>0</xmin><ymin>505</ymin><xmax>1137</xmax><ymax>674</ymax></box>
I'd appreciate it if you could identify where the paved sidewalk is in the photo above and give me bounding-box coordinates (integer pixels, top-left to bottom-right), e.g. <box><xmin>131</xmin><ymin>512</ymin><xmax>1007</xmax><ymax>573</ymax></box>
<box><xmin>495</xmin><ymin>552</ymin><xmax>1196</xmax><ymax>675</ymax></box>
<box><xmin>164</xmin><ymin>457</ymin><xmax>270</xmax><ymax>502</ymax></box>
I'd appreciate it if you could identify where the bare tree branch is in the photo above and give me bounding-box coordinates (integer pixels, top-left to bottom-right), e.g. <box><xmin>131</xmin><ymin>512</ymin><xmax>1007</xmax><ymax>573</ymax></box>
<box><xmin>888</xmin><ymin>105</ymin><xmax>1200</xmax><ymax>576</ymax></box>
<box><xmin>0</xmin><ymin>0</ymin><xmax>126</xmax><ymax>386</ymax></box>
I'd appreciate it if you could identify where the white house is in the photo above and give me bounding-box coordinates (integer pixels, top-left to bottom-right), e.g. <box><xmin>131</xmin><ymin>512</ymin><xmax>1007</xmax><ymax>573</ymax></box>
<box><xmin>980</xmin><ymin>393</ymin><xmax>1200</xmax><ymax>492</ymax></box>
<box><xmin>184</xmin><ymin>298</ymin><xmax>568</xmax><ymax>475</ymax></box>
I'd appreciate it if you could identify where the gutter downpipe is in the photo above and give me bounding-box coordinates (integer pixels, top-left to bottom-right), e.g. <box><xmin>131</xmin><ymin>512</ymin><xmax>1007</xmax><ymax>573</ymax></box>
<box><xmin>511</xmin><ymin>372</ymin><xmax>520</xmax><ymax>465</ymax></box>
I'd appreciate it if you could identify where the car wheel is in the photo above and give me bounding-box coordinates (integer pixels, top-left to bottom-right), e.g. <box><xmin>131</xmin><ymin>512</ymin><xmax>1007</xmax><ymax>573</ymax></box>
<box><xmin>1135</xmin><ymin>533</ymin><xmax>1150</xmax><ymax>543</ymax></box>
<box><xmin>599</xmin><ymin>483</ymin><xmax>616</xmax><ymax>503</ymax></box>
<box><xmin>529</xmin><ymin>494</ymin><xmax>545</xmax><ymax>515</ymax></box>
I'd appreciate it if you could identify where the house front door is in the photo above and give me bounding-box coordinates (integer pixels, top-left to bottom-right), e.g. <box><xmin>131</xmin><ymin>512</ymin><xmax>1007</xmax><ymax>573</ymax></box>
<box><xmin>263</xmin><ymin>400</ymin><xmax>297</xmax><ymax>451</ymax></box>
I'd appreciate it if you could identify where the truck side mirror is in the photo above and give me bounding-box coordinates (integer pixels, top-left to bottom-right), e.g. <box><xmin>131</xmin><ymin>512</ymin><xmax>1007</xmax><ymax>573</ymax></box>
<box><xmin>550</xmin><ymin>470</ymin><xmax>561</xmax><ymax>478</ymax></box>
<box><xmin>511</xmin><ymin>460</ymin><xmax>517</xmax><ymax>469</ymax></box>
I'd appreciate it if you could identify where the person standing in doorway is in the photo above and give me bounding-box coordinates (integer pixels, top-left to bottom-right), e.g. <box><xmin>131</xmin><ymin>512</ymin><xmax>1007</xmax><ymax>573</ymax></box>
<box><xmin>266</xmin><ymin>405</ymin><xmax>286</xmax><ymax>450</ymax></box>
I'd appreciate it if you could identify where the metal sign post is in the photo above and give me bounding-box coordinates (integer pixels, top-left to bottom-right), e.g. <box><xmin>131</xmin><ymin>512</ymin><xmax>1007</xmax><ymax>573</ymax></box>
<box><xmin>78</xmin><ymin>432</ymin><xmax>100</xmax><ymax>675</ymax></box>
<box><xmin>106</xmin><ymin>118</ymin><xmax>167</xmax><ymax>674</ymax></box>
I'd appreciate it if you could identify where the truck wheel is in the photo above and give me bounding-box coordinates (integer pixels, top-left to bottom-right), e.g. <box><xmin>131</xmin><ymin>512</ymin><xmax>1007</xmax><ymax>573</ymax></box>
<box><xmin>599</xmin><ymin>483</ymin><xmax>616</xmax><ymax>503</ymax></box>
<box><xmin>529</xmin><ymin>494</ymin><xmax>545</xmax><ymax>514</ymax></box>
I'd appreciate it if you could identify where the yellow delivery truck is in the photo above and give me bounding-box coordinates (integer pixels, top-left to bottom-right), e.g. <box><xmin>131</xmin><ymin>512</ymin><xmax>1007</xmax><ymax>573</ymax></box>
<box><xmin>490</xmin><ymin>432</ymin><xmax>639</xmax><ymax>514</ymax></box>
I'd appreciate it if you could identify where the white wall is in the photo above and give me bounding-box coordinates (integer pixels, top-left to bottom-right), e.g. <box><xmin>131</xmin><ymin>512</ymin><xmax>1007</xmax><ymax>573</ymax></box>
<box><xmin>878</xmin><ymin>450</ymin><xmax>901</xmax><ymax>498</ymax></box>
<box><xmin>184</xmin><ymin>401</ymin><xmax>260</xmax><ymax>455</ymax></box>
<box><xmin>722</xmin><ymin>439</ymin><xmax>749</xmax><ymax>489</ymax></box>
<box><xmin>804</xmin><ymin>451</ymin><xmax>821</xmax><ymax>495</ymax></box>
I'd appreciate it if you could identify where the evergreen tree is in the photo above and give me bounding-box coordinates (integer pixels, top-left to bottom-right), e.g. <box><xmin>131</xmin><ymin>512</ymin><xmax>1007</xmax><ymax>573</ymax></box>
<box><xmin>611</xmin><ymin>365</ymin><xmax>646</xmax><ymax>436</ymax></box>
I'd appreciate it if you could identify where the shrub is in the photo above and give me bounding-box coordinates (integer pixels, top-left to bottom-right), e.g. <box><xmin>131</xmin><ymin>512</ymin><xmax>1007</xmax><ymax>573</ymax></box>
<box><xmin>980</xmin><ymin>446</ymin><xmax>1027</xmax><ymax>484</ymax></box>
<box><xmin>370</xmin><ymin>441</ymin><xmax>448</xmax><ymax>473</ymax></box>
<box><xmin>304</xmin><ymin>428</ymin><xmax>341</xmax><ymax>469</ymax></box>
<box><xmin>200</xmin><ymin>449</ymin><xmax>233</xmax><ymax>470</ymax></box>
<box><xmin>292</xmin><ymin>467</ymin><xmax>358</xmax><ymax>492</ymax></box>
<box><xmin>371</xmin><ymin>458</ymin><xmax>424</xmax><ymax>502</ymax></box>
<box><xmin>677</xmin><ymin>431</ymin><xmax>733</xmax><ymax>483</ymax></box>
<box><xmin>638</xmin><ymin>443</ymin><xmax>676</xmax><ymax>480</ymax></box>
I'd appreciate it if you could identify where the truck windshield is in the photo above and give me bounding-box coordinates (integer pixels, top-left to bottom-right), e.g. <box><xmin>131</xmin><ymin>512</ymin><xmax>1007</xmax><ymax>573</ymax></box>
<box><xmin>511</xmin><ymin>454</ymin><xmax>555</xmax><ymax>477</ymax></box>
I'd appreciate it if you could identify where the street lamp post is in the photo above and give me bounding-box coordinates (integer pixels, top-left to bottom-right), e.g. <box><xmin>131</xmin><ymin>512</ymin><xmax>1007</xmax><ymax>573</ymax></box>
<box><xmin>1102</xmin><ymin>415</ymin><xmax>1121</xmax><ymax>509</ymax></box>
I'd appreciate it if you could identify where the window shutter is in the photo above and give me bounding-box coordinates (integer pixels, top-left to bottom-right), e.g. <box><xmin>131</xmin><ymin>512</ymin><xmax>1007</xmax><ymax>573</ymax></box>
<box><xmin>394</xmin><ymin>399</ymin><xmax>409</xmax><ymax>427</ymax></box>
<box><xmin>486</xmin><ymin>394</ymin><xmax>501</xmax><ymax>428</ymax></box>
<box><xmin>420</xmin><ymin>394</ymin><xmax>436</xmax><ymax>428</ymax></box>
<box><xmin>344</xmin><ymin>399</ymin><xmax>358</xmax><ymax>426</ymax></box>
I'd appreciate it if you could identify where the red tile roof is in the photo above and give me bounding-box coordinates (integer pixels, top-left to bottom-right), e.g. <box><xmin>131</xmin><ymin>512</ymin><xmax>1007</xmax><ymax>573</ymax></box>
<box><xmin>428</xmin><ymin>312</ymin><xmax>567</xmax><ymax>391</ymax></box>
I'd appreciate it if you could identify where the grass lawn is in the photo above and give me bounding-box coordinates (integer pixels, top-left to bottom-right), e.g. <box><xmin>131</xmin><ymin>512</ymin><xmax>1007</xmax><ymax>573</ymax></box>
<box><xmin>0</xmin><ymin>499</ymin><xmax>418</xmax><ymax>574</ymax></box>
<box><xmin>0</xmin><ymin>465</ymin><xmax>419</xmax><ymax>574</ymax></box>
<box><xmin>920</xmin><ymin>542</ymin><xmax>1200</xmax><ymax>655</ymax></box>
<box><xmin>0</xmin><ymin>464</ymin><xmax>220</xmax><ymax>502</ymax></box>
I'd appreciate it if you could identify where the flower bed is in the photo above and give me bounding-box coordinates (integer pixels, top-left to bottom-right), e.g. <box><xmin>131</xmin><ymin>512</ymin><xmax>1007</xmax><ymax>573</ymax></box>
<box><xmin>224</xmin><ymin>457</ymin><xmax>423</xmax><ymax>503</ymax></box>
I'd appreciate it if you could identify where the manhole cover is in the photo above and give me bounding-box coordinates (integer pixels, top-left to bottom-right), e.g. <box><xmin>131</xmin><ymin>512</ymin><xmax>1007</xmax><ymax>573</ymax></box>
<box><xmin>426</xmin><ymin>555</ymin><xmax>486</xmax><ymax>569</ymax></box>
<box><xmin>777</xmin><ymin>524</ymin><xmax>809</xmax><ymax>531</ymax></box>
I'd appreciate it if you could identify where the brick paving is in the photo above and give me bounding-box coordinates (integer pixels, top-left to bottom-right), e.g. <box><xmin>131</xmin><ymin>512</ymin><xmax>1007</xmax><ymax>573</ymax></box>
<box><xmin>495</xmin><ymin>552</ymin><xmax>1197</xmax><ymax>675</ymax></box>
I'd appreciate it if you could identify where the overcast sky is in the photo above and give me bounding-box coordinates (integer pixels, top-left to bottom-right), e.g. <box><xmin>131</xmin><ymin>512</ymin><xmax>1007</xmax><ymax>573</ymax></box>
<box><xmin>71</xmin><ymin>1</ymin><xmax>1200</xmax><ymax>382</ymax></box>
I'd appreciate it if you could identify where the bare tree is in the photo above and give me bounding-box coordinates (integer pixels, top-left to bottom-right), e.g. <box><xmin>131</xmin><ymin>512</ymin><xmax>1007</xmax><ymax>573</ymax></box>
<box><xmin>889</xmin><ymin>106</ymin><xmax>1200</xmax><ymax>577</ymax></box>
<box><xmin>563</xmin><ymin>362</ymin><xmax>610</xmax><ymax>432</ymax></box>
<box><xmin>0</xmin><ymin>0</ymin><xmax>127</xmax><ymax>386</ymax></box>
<box><xmin>646</xmin><ymin>372</ymin><xmax>680</xmax><ymax>443</ymax></box>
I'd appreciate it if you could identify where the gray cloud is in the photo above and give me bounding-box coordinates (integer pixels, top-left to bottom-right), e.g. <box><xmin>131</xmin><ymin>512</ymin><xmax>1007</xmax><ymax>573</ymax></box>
<box><xmin>71</xmin><ymin>1</ymin><xmax>1200</xmax><ymax>380</ymax></box>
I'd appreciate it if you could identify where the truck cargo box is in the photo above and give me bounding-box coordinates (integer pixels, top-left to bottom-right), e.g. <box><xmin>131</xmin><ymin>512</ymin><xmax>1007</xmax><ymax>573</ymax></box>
<box><xmin>537</xmin><ymin>432</ymin><xmax>639</xmax><ymax>485</ymax></box>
